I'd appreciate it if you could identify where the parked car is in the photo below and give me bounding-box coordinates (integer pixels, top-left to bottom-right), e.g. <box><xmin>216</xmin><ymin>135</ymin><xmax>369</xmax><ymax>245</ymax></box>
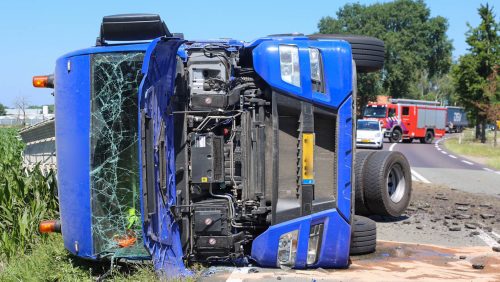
<box><xmin>356</xmin><ymin>119</ymin><xmax>383</xmax><ymax>149</ymax></box>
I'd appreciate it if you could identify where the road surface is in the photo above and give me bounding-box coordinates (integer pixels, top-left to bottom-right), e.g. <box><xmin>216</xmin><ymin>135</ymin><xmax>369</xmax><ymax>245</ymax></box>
<box><xmin>380</xmin><ymin>135</ymin><xmax>500</xmax><ymax>196</ymax></box>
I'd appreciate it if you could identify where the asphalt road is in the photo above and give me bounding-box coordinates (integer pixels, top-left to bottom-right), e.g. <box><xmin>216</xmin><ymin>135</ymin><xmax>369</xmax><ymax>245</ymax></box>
<box><xmin>379</xmin><ymin>135</ymin><xmax>500</xmax><ymax>196</ymax></box>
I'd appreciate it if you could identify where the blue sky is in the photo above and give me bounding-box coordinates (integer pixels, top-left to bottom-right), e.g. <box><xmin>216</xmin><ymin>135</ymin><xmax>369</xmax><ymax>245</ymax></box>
<box><xmin>0</xmin><ymin>0</ymin><xmax>494</xmax><ymax>107</ymax></box>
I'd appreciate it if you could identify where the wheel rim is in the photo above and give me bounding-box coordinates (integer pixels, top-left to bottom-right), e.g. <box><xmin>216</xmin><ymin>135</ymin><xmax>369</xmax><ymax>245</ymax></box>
<box><xmin>392</xmin><ymin>131</ymin><xmax>401</xmax><ymax>142</ymax></box>
<box><xmin>386</xmin><ymin>164</ymin><xmax>405</xmax><ymax>203</ymax></box>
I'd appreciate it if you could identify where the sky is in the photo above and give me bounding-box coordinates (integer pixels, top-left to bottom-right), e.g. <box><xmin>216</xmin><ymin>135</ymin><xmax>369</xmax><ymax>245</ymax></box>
<box><xmin>0</xmin><ymin>0</ymin><xmax>495</xmax><ymax>107</ymax></box>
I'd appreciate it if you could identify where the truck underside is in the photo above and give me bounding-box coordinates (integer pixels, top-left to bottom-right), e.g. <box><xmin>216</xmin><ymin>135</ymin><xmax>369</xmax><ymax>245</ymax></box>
<box><xmin>139</xmin><ymin>39</ymin><xmax>353</xmax><ymax>273</ymax></box>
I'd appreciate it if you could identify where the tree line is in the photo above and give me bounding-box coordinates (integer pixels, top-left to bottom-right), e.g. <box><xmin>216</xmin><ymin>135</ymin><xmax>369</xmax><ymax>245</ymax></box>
<box><xmin>318</xmin><ymin>0</ymin><xmax>499</xmax><ymax>143</ymax></box>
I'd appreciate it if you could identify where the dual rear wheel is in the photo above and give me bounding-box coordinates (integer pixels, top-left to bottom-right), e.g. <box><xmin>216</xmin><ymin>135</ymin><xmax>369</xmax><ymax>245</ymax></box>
<box><xmin>354</xmin><ymin>150</ymin><xmax>412</xmax><ymax>217</ymax></box>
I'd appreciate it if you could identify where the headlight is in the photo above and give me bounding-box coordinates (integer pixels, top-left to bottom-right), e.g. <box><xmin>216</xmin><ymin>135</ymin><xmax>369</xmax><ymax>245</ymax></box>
<box><xmin>277</xmin><ymin>230</ymin><xmax>298</xmax><ymax>268</ymax></box>
<box><xmin>307</xmin><ymin>224</ymin><xmax>324</xmax><ymax>265</ymax></box>
<box><xmin>279</xmin><ymin>45</ymin><xmax>301</xmax><ymax>87</ymax></box>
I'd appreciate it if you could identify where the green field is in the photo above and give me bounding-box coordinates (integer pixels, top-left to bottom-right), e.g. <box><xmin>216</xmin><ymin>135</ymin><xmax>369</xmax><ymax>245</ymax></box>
<box><xmin>444</xmin><ymin>129</ymin><xmax>500</xmax><ymax>170</ymax></box>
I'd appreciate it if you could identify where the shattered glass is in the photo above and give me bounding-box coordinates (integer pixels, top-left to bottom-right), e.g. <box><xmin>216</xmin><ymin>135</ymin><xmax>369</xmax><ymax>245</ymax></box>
<box><xmin>90</xmin><ymin>52</ymin><xmax>146</xmax><ymax>256</ymax></box>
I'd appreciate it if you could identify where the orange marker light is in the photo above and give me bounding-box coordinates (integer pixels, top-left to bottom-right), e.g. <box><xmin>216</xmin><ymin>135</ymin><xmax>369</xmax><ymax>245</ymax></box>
<box><xmin>39</xmin><ymin>220</ymin><xmax>61</xmax><ymax>233</ymax></box>
<box><xmin>33</xmin><ymin>74</ymin><xmax>54</xmax><ymax>88</ymax></box>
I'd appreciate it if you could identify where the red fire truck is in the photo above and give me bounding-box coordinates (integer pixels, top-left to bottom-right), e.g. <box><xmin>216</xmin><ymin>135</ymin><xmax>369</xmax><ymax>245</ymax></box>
<box><xmin>363</xmin><ymin>99</ymin><xmax>447</xmax><ymax>144</ymax></box>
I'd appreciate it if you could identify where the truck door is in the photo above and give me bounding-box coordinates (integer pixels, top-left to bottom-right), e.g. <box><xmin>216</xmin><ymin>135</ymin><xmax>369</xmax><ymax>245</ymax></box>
<box><xmin>401</xmin><ymin>106</ymin><xmax>411</xmax><ymax>134</ymax></box>
<box><xmin>139</xmin><ymin>38</ymin><xmax>189</xmax><ymax>277</ymax></box>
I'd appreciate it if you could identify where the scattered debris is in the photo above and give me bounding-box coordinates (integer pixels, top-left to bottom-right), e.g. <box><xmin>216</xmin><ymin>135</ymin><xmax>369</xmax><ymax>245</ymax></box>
<box><xmin>472</xmin><ymin>263</ymin><xmax>485</xmax><ymax>270</ymax></box>
<box><xmin>470</xmin><ymin>231</ymin><xmax>480</xmax><ymax>236</ymax></box>
<box><xmin>416</xmin><ymin>226</ymin><xmax>423</xmax><ymax>230</ymax></box>
<box><xmin>449</xmin><ymin>227</ymin><xmax>461</xmax><ymax>231</ymax></box>
<box><xmin>455</xmin><ymin>214</ymin><xmax>471</xmax><ymax>220</ymax></box>
<box><xmin>459</xmin><ymin>255</ymin><xmax>467</xmax><ymax>259</ymax></box>
<box><xmin>492</xmin><ymin>246</ymin><xmax>500</xmax><ymax>252</ymax></box>
<box><xmin>465</xmin><ymin>223</ymin><xmax>477</xmax><ymax>229</ymax></box>
<box><xmin>456</xmin><ymin>206</ymin><xmax>468</xmax><ymax>212</ymax></box>
<box><xmin>480</xmin><ymin>213</ymin><xmax>495</xmax><ymax>219</ymax></box>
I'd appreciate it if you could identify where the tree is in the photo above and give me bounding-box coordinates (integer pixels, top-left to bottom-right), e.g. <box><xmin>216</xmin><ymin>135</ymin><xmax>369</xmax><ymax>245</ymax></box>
<box><xmin>14</xmin><ymin>97</ymin><xmax>30</xmax><ymax>126</ymax></box>
<box><xmin>0</xmin><ymin>103</ymin><xmax>6</xmax><ymax>116</ymax></box>
<box><xmin>317</xmin><ymin>0</ymin><xmax>452</xmax><ymax>101</ymax></box>
<box><xmin>452</xmin><ymin>4</ymin><xmax>499</xmax><ymax>144</ymax></box>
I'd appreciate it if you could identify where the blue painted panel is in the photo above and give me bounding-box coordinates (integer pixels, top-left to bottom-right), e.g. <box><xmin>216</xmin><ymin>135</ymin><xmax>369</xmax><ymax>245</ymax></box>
<box><xmin>251</xmin><ymin>209</ymin><xmax>350</xmax><ymax>268</ymax></box>
<box><xmin>139</xmin><ymin>38</ymin><xmax>191</xmax><ymax>278</ymax></box>
<box><xmin>55</xmin><ymin>54</ymin><xmax>94</xmax><ymax>258</ymax></box>
<box><xmin>336</xmin><ymin>96</ymin><xmax>353</xmax><ymax>221</ymax></box>
<box><xmin>252</xmin><ymin>39</ymin><xmax>352</xmax><ymax>109</ymax></box>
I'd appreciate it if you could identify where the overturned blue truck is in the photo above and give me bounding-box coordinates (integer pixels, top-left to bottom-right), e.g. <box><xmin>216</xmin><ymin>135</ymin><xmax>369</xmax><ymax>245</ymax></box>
<box><xmin>33</xmin><ymin>14</ymin><xmax>412</xmax><ymax>277</ymax></box>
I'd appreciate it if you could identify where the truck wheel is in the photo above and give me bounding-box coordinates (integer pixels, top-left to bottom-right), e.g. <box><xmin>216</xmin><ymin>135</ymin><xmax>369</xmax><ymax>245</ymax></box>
<box><xmin>354</xmin><ymin>151</ymin><xmax>376</xmax><ymax>215</ymax></box>
<box><xmin>390</xmin><ymin>129</ymin><xmax>402</xmax><ymax>143</ymax></box>
<box><xmin>350</xmin><ymin>215</ymin><xmax>376</xmax><ymax>255</ymax></box>
<box><xmin>424</xmin><ymin>131</ymin><xmax>434</xmax><ymax>144</ymax></box>
<box><xmin>308</xmin><ymin>34</ymin><xmax>384</xmax><ymax>73</ymax></box>
<box><xmin>363</xmin><ymin>151</ymin><xmax>412</xmax><ymax>217</ymax></box>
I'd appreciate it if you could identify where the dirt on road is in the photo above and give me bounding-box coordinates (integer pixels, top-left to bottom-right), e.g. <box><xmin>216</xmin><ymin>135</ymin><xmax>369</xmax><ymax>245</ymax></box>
<box><xmin>374</xmin><ymin>182</ymin><xmax>500</xmax><ymax>247</ymax></box>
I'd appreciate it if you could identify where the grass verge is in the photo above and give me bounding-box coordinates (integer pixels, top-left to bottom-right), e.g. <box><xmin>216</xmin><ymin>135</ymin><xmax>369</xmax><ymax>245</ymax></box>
<box><xmin>0</xmin><ymin>235</ymin><xmax>158</xmax><ymax>282</ymax></box>
<box><xmin>444</xmin><ymin>130</ymin><xmax>500</xmax><ymax>169</ymax></box>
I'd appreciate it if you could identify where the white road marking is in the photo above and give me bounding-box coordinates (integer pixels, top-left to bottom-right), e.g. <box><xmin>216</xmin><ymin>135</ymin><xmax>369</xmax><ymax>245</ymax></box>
<box><xmin>411</xmin><ymin>169</ymin><xmax>431</xmax><ymax>184</ymax></box>
<box><xmin>496</xmin><ymin>171</ymin><xmax>500</xmax><ymax>175</ymax></box>
<box><xmin>483</xmin><ymin>167</ymin><xmax>493</xmax><ymax>172</ymax></box>
<box><xmin>477</xmin><ymin>229</ymin><xmax>500</xmax><ymax>248</ymax></box>
<box><xmin>448</xmin><ymin>155</ymin><xmax>457</xmax><ymax>159</ymax></box>
<box><xmin>461</xmin><ymin>160</ymin><xmax>474</xmax><ymax>165</ymax></box>
<box><xmin>389</xmin><ymin>143</ymin><xmax>397</xmax><ymax>151</ymax></box>
<box><xmin>491</xmin><ymin>231</ymin><xmax>500</xmax><ymax>239</ymax></box>
<box><xmin>411</xmin><ymin>175</ymin><xmax>418</xmax><ymax>182</ymax></box>
<box><xmin>440</xmin><ymin>151</ymin><xmax>447</xmax><ymax>154</ymax></box>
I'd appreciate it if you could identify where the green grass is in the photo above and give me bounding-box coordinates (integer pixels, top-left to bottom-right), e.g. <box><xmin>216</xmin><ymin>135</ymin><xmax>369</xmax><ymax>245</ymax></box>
<box><xmin>444</xmin><ymin>129</ymin><xmax>500</xmax><ymax>169</ymax></box>
<box><xmin>0</xmin><ymin>235</ymin><xmax>159</xmax><ymax>282</ymax></box>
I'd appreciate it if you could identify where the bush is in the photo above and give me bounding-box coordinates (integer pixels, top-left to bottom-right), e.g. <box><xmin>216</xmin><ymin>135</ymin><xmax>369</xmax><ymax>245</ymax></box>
<box><xmin>0</xmin><ymin>128</ymin><xmax>59</xmax><ymax>260</ymax></box>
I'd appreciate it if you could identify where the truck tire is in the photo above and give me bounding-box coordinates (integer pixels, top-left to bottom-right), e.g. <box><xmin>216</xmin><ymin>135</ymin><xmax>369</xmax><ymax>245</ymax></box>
<box><xmin>308</xmin><ymin>34</ymin><xmax>384</xmax><ymax>73</ymax></box>
<box><xmin>363</xmin><ymin>151</ymin><xmax>412</xmax><ymax>217</ymax></box>
<box><xmin>390</xmin><ymin>128</ymin><xmax>402</xmax><ymax>143</ymax></box>
<box><xmin>350</xmin><ymin>215</ymin><xmax>376</xmax><ymax>255</ymax></box>
<box><xmin>354</xmin><ymin>151</ymin><xmax>376</xmax><ymax>215</ymax></box>
<box><xmin>424</xmin><ymin>130</ymin><xmax>434</xmax><ymax>144</ymax></box>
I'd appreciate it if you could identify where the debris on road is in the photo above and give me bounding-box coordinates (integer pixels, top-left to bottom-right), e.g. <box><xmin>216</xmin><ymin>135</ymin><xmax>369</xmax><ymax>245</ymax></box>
<box><xmin>472</xmin><ymin>263</ymin><xmax>485</xmax><ymax>270</ymax></box>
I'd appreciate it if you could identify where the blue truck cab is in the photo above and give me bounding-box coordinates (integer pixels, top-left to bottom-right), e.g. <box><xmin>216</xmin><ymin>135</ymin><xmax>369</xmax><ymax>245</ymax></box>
<box><xmin>35</xmin><ymin>14</ymin><xmax>388</xmax><ymax>278</ymax></box>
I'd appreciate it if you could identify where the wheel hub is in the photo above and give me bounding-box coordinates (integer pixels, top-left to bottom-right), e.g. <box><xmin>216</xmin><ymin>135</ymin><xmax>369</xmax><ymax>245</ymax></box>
<box><xmin>387</xmin><ymin>164</ymin><xmax>405</xmax><ymax>203</ymax></box>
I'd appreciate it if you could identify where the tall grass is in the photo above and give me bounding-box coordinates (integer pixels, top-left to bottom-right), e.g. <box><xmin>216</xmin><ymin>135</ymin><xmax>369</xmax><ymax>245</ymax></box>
<box><xmin>0</xmin><ymin>128</ymin><xmax>59</xmax><ymax>260</ymax></box>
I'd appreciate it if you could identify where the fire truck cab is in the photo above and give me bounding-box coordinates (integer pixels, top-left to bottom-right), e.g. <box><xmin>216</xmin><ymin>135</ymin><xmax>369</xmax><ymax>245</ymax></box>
<box><xmin>363</xmin><ymin>99</ymin><xmax>447</xmax><ymax>144</ymax></box>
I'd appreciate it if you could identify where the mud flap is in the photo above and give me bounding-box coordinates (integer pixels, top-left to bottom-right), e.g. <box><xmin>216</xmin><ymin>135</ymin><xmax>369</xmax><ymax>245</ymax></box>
<box><xmin>139</xmin><ymin>37</ymin><xmax>189</xmax><ymax>278</ymax></box>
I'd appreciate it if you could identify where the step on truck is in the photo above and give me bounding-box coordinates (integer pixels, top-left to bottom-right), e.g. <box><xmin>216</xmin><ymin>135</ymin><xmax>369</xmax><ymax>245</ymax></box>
<box><xmin>364</xmin><ymin>99</ymin><xmax>447</xmax><ymax>144</ymax></box>
<box><xmin>32</xmin><ymin>14</ymin><xmax>412</xmax><ymax>279</ymax></box>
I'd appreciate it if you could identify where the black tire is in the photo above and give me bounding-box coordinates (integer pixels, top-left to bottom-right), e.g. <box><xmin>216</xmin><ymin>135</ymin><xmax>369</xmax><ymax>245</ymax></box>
<box><xmin>350</xmin><ymin>215</ymin><xmax>376</xmax><ymax>255</ymax></box>
<box><xmin>354</xmin><ymin>151</ymin><xmax>376</xmax><ymax>215</ymax></box>
<box><xmin>363</xmin><ymin>151</ymin><xmax>412</xmax><ymax>217</ymax></box>
<box><xmin>424</xmin><ymin>130</ymin><xmax>434</xmax><ymax>144</ymax></box>
<box><xmin>402</xmin><ymin>138</ymin><xmax>413</xmax><ymax>143</ymax></box>
<box><xmin>390</xmin><ymin>129</ymin><xmax>402</xmax><ymax>143</ymax></box>
<box><xmin>308</xmin><ymin>34</ymin><xmax>384</xmax><ymax>73</ymax></box>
